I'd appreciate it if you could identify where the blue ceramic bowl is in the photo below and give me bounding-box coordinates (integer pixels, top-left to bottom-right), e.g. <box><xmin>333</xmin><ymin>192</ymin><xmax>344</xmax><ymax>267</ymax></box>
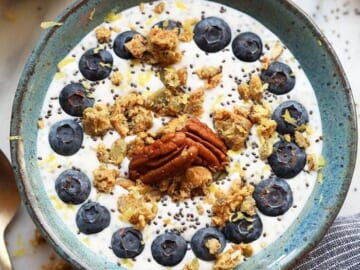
<box><xmin>10</xmin><ymin>0</ymin><xmax>357</xmax><ymax>269</ymax></box>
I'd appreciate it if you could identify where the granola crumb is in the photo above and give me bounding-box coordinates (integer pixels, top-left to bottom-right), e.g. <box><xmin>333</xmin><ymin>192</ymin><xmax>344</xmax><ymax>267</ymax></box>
<box><xmin>139</xmin><ymin>2</ymin><xmax>145</xmax><ymax>12</ymax></box>
<box><xmin>38</xmin><ymin>119</ymin><xmax>44</xmax><ymax>129</ymax></box>
<box><xmin>183</xmin><ymin>258</ymin><xmax>199</xmax><ymax>270</ymax></box>
<box><xmin>180</xmin><ymin>166</ymin><xmax>213</xmax><ymax>199</ymax></box>
<box><xmin>205</xmin><ymin>238</ymin><xmax>221</xmax><ymax>255</ymax></box>
<box><xmin>307</xmin><ymin>153</ymin><xmax>318</xmax><ymax>171</ymax></box>
<box><xmin>93</xmin><ymin>164</ymin><xmax>119</xmax><ymax>193</ymax></box>
<box><xmin>295</xmin><ymin>130</ymin><xmax>310</xmax><ymax>148</ymax></box>
<box><xmin>30</xmin><ymin>229</ymin><xmax>46</xmax><ymax>247</ymax></box>
<box><xmin>153</xmin><ymin>1</ymin><xmax>166</xmax><ymax>14</ymax></box>
<box><xmin>179</xmin><ymin>18</ymin><xmax>197</xmax><ymax>42</ymax></box>
<box><xmin>117</xmin><ymin>184</ymin><xmax>158</xmax><ymax>230</ymax></box>
<box><xmin>125</xmin><ymin>34</ymin><xmax>148</xmax><ymax>59</ymax></box>
<box><xmin>211</xmin><ymin>179</ymin><xmax>256</xmax><ymax>227</ymax></box>
<box><xmin>196</xmin><ymin>203</ymin><xmax>204</xmax><ymax>215</ymax></box>
<box><xmin>177</xmin><ymin>67</ymin><xmax>188</xmax><ymax>86</ymax></box>
<box><xmin>213</xmin><ymin>243</ymin><xmax>253</xmax><ymax>270</ymax></box>
<box><xmin>82</xmin><ymin>104</ymin><xmax>112</xmax><ymax>137</ymax></box>
<box><xmin>95</xmin><ymin>26</ymin><xmax>111</xmax><ymax>43</ymax></box>
<box><xmin>213</xmin><ymin>108</ymin><xmax>252</xmax><ymax>151</ymax></box>
<box><xmin>127</xmin><ymin>131</ymin><xmax>155</xmax><ymax>158</ymax></box>
<box><xmin>111</xmin><ymin>71</ymin><xmax>123</xmax><ymax>86</ymax></box>
<box><xmin>259</xmin><ymin>140</ymin><xmax>273</xmax><ymax>160</ymax></box>
<box><xmin>196</xmin><ymin>66</ymin><xmax>222</xmax><ymax>89</ymax></box>
<box><xmin>185</xmin><ymin>88</ymin><xmax>204</xmax><ymax>116</ymax></box>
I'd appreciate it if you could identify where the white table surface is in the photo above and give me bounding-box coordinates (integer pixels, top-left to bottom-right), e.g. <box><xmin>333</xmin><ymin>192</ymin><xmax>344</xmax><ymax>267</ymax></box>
<box><xmin>0</xmin><ymin>0</ymin><xmax>359</xmax><ymax>269</ymax></box>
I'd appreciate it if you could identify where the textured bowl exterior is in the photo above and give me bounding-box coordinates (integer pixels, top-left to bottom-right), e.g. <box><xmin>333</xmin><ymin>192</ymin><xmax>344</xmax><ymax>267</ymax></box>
<box><xmin>10</xmin><ymin>0</ymin><xmax>357</xmax><ymax>270</ymax></box>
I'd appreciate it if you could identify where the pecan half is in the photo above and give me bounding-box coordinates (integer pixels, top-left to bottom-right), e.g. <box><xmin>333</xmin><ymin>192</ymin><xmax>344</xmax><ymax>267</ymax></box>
<box><xmin>128</xmin><ymin>118</ymin><xmax>229</xmax><ymax>185</ymax></box>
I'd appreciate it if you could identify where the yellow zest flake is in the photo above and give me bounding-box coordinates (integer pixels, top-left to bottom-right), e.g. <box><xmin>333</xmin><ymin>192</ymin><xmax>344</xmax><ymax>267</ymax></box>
<box><xmin>227</xmin><ymin>149</ymin><xmax>241</xmax><ymax>158</ymax></box>
<box><xmin>12</xmin><ymin>234</ymin><xmax>30</xmax><ymax>257</ymax></box>
<box><xmin>57</xmin><ymin>58</ymin><xmax>75</xmax><ymax>70</ymax></box>
<box><xmin>139</xmin><ymin>2</ymin><xmax>145</xmax><ymax>12</ymax></box>
<box><xmin>49</xmin><ymin>194</ymin><xmax>64</xmax><ymax>210</ymax></box>
<box><xmin>7</xmin><ymin>135</ymin><xmax>22</xmax><ymax>141</ymax></box>
<box><xmin>262</xmin><ymin>164</ymin><xmax>271</xmax><ymax>173</ymax></box>
<box><xmin>318</xmin><ymin>39</ymin><xmax>322</xmax><ymax>46</ymax></box>
<box><xmin>126</xmin><ymin>66</ymin><xmax>133</xmax><ymax>83</ymax></box>
<box><xmin>209</xmin><ymin>183</ymin><xmax>218</xmax><ymax>193</ymax></box>
<box><xmin>40</xmin><ymin>21</ymin><xmax>63</xmax><ymax>29</ymax></box>
<box><xmin>82</xmin><ymin>81</ymin><xmax>91</xmax><ymax>90</ymax></box>
<box><xmin>184</xmin><ymin>258</ymin><xmax>199</xmax><ymax>270</ymax></box>
<box><xmin>175</xmin><ymin>0</ymin><xmax>188</xmax><ymax>10</ymax></box>
<box><xmin>282</xmin><ymin>109</ymin><xmax>297</xmax><ymax>126</ymax></box>
<box><xmin>318</xmin><ymin>171</ymin><xmax>323</xmax><ymax>184</ymax></box>
<box><xmin>228</xmin><ymin>161</ymin><xmax>242</xmax><ymax>176</ymax></box>
<box><xmin>111</xmin><ymin>25</ymin><xmax>121</xmax><ymax>33</ymax></box>
<box><xmin>104</xmin><ymin>10</ymin><xmax>122</xmax><ymax>22</ymax></box>
<box><xmin>138</xmin><ymin>70</ymin><xmax>153</xmax><ymax>87</ymax></box>
<box><xmin>145</xmin><ymin>15</ymin><xmax>159</xmax><ymax>26</ymax></box>
<box><xmin>210</xmin><ymin>94</ymin><xmax>224</xmax><ymax>112</ymax></box>
<box><xmin>163</xmin><ymin>217</ymin><xmax>171</xmax><ymax>225</ymax></box>
<box><xmin>319</xmin><ymin>193</ymin><xmax>323</xmax><ymax>203</ymax></box>
<box><xmin>318</xmin><ymin>155</ymin><xmax>326</xmax><ymax>168</ymax></box>
<box><xmin>82</xmin><ymin>237</ymin><xmax>90</xmax><ymax>247</ymax></box>
<box><xmin>89</xmin><ymin>8</ymin><xmax>96</xmax><ymax>20</ymax></box>
<box><xmin>260</xmin><ymin>242</ymin><xmax>268</xmax><ymax>249</ymax></box>
<box><xmin>120</xmin><ymin>259</ymin><xmax>133</xmax><ymax>268</ymax></box>
<box><xmin>55</xmin><ymin>72</ymin><xmax>65</xmax><ymax>80</ymax></box>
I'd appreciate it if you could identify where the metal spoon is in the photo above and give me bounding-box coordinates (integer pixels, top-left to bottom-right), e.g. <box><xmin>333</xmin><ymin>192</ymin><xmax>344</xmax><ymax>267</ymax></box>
<box><xmin>0</xmin><ymin>150</ymin><xmax>20</xmax><ymax>270</ymax></box>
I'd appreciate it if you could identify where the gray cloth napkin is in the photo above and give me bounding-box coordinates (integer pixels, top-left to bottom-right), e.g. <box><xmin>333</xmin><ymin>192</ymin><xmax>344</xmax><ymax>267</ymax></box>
<box><xmin>294</xmin><ymin>213</ymin><xmax>360</xmax><ymax>270</ymax></box>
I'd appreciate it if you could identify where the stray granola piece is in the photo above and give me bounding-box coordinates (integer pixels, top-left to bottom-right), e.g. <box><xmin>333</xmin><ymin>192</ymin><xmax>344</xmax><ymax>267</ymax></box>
<box><xmin>139</xmin><ymin>2</ymin><xmax>145</xmax><ymax>12</ymax></box>
<box><xmin>127</xmin><ymin>131</ymin><xmax>155</xmax><ymax>158</ymax></box>
<box><xmin>270</xmin><ymin>40</ymin><xmax>284</xmax><ymax>62</ymax></box>
<box><xmin>117</xmin><ymin>178</ymin><xmax>136</xmax><ymax>190</ymax></box>
<box><xmin>259</xmin><ymin>140</ymin><xmax>273</xmax><ymax>160</ymax></box>
<box><xmin>256</xmin><ymin>118</ymin><xmax>277</xmax><ymax>140</ymax></box>
<box><xmin>213</xmin><ymin>243</ymin><xmax>253</xmax><ymax>270</ymax></box>
<box><xmin>38</xmin><ymin>119</ymin><xmax>44</xmax><ymax>129</ymax></box>
<box><xmin>146</xmin><ymin>88</ymin><xmax>190</xmax><ymax>116</ymax></box>
<box><xmin>125</xmin><ymin>34</ymin><xmax>147</xmax><ymax>58</ymax></box>
<box><xmin>249</xmin><ymin>74</ymin><xmax>263</xmax><ymax>101</ymax></box>
<box><xmin>184</xmin><ymin>88</ymin><xmax>204</xmax><ymax>116</ymax></box>
<box><xmin>145</xmin><ymin>26</ymin><xmax>182</xmax><ymax>66</ymax></box>
<box><xmin>196</xmin><ymin>66</ymin><xmax>223</xmax><ymax>89</ymax></box>
<box><xmin>111</xmin><ymin>71</ymin><xmax>123</xmax><ymax>86</ymax></box>
<box><xmin>213</xmin><ymin>108</ymin><xmax>252</xmax><ymax>151</ymax></box>
<box><xmin>117</xmin><ymin>185</ymin><xmax>158</xmax><ymax>230</ymax></box>
<box><xmin>153</xmin><ymin>1</ymin><xmax>166</xmax><ymax>14</ymax></box>
<box><xmin>183</xmin><ymin>258</ymin><xmax>199</xmax><ymax>270</ymax></box>
<box><xmin>95</xmin><ymin>26</ymin><xmax>112</xmax><ymax>43</ymax></box>
<box><xmin>97</xmin><ymin>143</ymin><xmax>110</xmax><ymax>163</ymax></box>
<box><xmin>179</xmin><ymin>18</ymin><xmax>197</xmax><ymax>42</ymax></box>
<box><xmin>238</xmin><ymin>83</ymin><xmax>250</xmax><ymax>101</ymax></box>
<box><xmin>161</xmin><ymin>68</ymin><xmax>181</xmax><ymax>89</ymax></box>
<box><xmin>177</xmin><ymin>67</ymin><xmax>188</xmax><ymax>85</ymax></box>
<box><xmin>180</xmin><ymin>166</ymin><xmax>213</xmax><ymax>199</ymax></box>
<box><xmin>110</xmin><ymin>92</ymin><xmax>153</xmax><ymax>137</ymax></box>
<box><xmin>109</xmin><ymin>138</ymin><xmax>127</xmax><ymax>165</ymax></box>
<box><xmin>284</xmin><ymin>134</ymin><xmax>292</xmax><ymax>142</ymax></box>
<box><xmin>212</xmin><ymin>179</ymin><xmax>256</xmax><ymax>227</ymax></box>
<box><xmin>295</xmin><ymin>130</ymin><xmax>310</xmax><ymax>148</ymax></box>
<box><xmin>206</xmin><ymin>238</ymin><xmax>221</xmax><ymax>255</ymax></box>
<box><xmin>157</xmin><ymin>115</ymin><xmax>189</xmax><ymax>136</ymax></box>
<box><xmin>93</xmin><ymin>165</ymin><xmax>119</xmax><ymax>193</ymax></box>
<box><xmin>196</xmin><ymin>203</ymin><xmax>204</xmax><ymax>215</ymax></box>
<box><xmin>249</xmin><ymin>103</ymin><xmax>272</xmax><ymax>124</ymax></box>
<box><xmin>307</xmin><ymin>153</ymin><xmax>318</xmax><ymax>171</ymax></box>
<box><xmin>82</xmin><ymin>104</ymin><xmax>112</xmax><ymax>137</ymax></box>
<box><xmin>30</xmin><ymin>229</ymin><xmax>46</xmax><ymax>247</ymax></box>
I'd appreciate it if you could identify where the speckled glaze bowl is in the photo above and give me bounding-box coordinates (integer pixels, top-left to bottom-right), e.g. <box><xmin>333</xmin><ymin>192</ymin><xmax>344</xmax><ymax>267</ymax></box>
<box><xmin>10</xmin><ymin>0</ymin><xmax>357</xmax><ymax>269</ymax></box>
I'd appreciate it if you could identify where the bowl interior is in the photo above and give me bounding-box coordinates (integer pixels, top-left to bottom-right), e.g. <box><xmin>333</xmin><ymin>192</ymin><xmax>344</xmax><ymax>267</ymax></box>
<box><xmin>10</xmin><ymin>0</ymin><xmax>357</xmax><ymax>269</ymax></box>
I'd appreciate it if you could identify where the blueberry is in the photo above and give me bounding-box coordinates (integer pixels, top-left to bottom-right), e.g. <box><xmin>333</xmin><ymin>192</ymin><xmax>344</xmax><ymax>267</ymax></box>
<box><xmin>268</xmin><ymin>140</ymin><xmax>307</xmax><ymax>178</ymax></box>
<box><xmin>48</xmin><ymin>119</ymin><xmax>83</xmax><ymax>156</ymax></box>
<box><xmin>79</xmin><ymin>48</ymin><xmax>113</xmax><ymax>81</ymax></box>
<box><xmin>193</xmin><ymin>17</ymin><xmax>231</xmax><ymax>53</ymax></box>
<box><xmin>223</xmin><ymin>212</ymin><xmax>263</xmax><ymax>244</ymax></box>
<box><xmin>190</xmin><ymin>227</ymin><xmax>226</xmax><ymax>261</ymax></box>
<box><xmin>260</xmin><ymin>61</ymin><xmax>295</xmax><ymax>95</ymax></box>
<box><xmin>59</xmin><ymin>83</ymin><xmax>94</xmax><ymax>117</ymax></box>
<box><xmin>272</xmin><ymin>100</ymin><xmax>309</xmax><ymax>134</ymax></box>
<box><xmin>55</xmin><ymin>169</ymin><xmax>91</xmax><ymax>204</ymax></box>
<box><xmin>113</xmin><ymin>31</ymin><xmax>143</xmax><ymax>59</ymax></box>
<box><xmin>232</xmin><ymin>32</ymin><xmax>263</xmax><ymax>62</ymax></box>
<box><xmin>151</xmin><ymin>232</ymin><xmax>187</xmax><ymax>266</ymax></box>
<box><xmin>153</xmin><ymin>20</ymin><xmax>182</xmax><ymax>34</ymax></box>
<box><xmin>111</xmin><ymin>227</ymin><xmax>144</xmax><ymax>258</ymax></box>
<box><xmin>253</xmin><ymin>178</ymin><xmax>293</xmax><ymax>216</ymax></box>
<box><xmin>76</xmin><ymin>202</ymin><xmax>110</xmax><ymax>234</ymax></box>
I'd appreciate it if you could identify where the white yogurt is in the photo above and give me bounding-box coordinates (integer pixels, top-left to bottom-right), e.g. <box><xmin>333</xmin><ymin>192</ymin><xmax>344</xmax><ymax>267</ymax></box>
<box><xmin>36</xmin><ymin>0</ymin><xmax>323</xmax><ymax>269</ymax></box>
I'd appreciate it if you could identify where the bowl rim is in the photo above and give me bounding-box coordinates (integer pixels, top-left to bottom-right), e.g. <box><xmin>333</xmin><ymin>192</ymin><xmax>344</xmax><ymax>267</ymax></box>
<box><xmin>10</xmin><ymin>0</ymin><xmax>357</xmax><ymax>269</ymax></box>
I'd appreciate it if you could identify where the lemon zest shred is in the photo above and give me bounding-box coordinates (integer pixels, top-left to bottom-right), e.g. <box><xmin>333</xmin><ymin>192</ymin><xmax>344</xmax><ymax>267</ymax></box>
<box><xmin>175</xmin><ymin>0</ymin><xmax>188</xmax><ymax>10</ymax></box>
<box><xmin>57</xmin><ymin>58</ymin><xmax>75</xmax><ymax>70</ymax></box>
<box><xmin>104</xmin><ymin>10</ymin><xmax>122</xmax><ymax>22</ymax></box>
<box><xmin>282</xmin><ymin>109</ymin><xmax>297</xmax><ymax>126</ymax></box>
<box><xmin>89</xmin><ymin>8</ymin><xmax>96</xmax><ymax>20</ymax></box>
<box><xmin>40</xmin><ymin>21</ymin><xmax>63</xmax><ymax>29</ymax></box>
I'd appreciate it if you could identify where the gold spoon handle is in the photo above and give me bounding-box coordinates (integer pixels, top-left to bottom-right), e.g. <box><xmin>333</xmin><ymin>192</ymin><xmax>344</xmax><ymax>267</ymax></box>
<box><xmin>0</xmin><ymin>234</ymin><xmax>12</xmax><ymax>270</ymax></box>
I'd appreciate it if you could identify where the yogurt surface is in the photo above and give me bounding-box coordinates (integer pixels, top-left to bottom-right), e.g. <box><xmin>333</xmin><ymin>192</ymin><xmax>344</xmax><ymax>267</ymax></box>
<box><xmin>36</xmin><ymin>0</ymin><xmax>323</xmax><ymax>269</ymax></box>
